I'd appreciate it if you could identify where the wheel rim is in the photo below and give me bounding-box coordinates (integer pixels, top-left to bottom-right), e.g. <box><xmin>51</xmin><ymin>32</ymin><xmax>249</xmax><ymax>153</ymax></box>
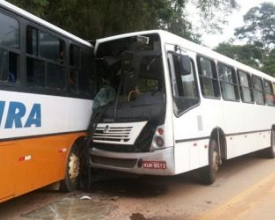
<box><xmin>68</xmin><ymin>153</ymin><xmax>80</xmax><ymax>181</ymax></box>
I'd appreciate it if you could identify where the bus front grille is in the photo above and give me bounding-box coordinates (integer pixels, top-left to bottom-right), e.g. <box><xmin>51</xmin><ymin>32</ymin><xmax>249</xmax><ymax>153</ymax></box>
<box><xmin>92</xmin><ymin>122</ymin><xmax>147</xmax><ymax>145</ymax></box>
<box><xmin>93</xmin><ymin>126</ymin><xmax>132</xmax><ymax>143</ymax></box>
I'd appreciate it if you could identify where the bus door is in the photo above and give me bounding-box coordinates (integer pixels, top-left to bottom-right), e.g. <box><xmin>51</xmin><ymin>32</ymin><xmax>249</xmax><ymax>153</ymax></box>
<box><xmin>166</xmin><ymin>48</ymin><xmax>199</xmax><ymax>116</ymax></box>
<box><xmin>166</xmin><ymin>45</ymin><xmax>201</xmax><ymax>171</ymax></box>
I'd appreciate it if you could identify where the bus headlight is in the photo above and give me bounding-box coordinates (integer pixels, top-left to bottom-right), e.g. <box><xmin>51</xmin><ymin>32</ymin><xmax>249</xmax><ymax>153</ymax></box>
<box><xmin>154</xmin><ymin>136</ymin><xmax>164</xmax><ymax>147</ymax></box>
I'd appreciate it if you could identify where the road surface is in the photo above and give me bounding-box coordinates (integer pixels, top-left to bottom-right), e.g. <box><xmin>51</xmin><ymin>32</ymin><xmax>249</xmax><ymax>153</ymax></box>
<box><xmin>1</xmin><ymin>152</ymin><xmax>275</xmax><ymax>219</ymax></box>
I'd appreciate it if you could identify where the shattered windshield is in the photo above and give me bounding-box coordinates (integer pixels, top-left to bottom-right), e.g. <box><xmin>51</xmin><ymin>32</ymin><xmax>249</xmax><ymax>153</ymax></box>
<box><xmin>94</xmin><ymin>34</ymin><xmax>165</xmax><ymax>121</ymax></box>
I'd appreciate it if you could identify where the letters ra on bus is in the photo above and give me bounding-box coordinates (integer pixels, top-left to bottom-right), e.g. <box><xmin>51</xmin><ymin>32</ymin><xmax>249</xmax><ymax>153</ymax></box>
<box><xmin>0</xmin><ymin>101</ymin><xmax>41</xmax><ymax>129</ymax></box>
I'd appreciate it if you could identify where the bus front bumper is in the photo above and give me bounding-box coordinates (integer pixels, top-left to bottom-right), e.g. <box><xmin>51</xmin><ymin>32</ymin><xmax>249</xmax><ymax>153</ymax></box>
<box><xmin>89</xmin><ymin>147</ymin><xmax>175</xmax><ymax>176</ymax></box>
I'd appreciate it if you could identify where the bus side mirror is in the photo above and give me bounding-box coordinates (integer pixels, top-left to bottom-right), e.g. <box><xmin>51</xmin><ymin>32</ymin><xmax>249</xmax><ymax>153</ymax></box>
<box><xmin>180</xmin><ymin>55</ymin><xmax>191</xmax><ymax>75</ymax></box>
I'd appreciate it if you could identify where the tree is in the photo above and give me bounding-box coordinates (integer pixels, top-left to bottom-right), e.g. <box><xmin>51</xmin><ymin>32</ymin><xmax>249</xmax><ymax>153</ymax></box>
<box><xmin>232</xmin><ymin>2</ymin><xmax>275</xmax><ymax>75</ymax></box>
<box><xmin>215</xmin><ymin>43</ymin><xmax>262</xmax><ymax>70</ymax></box>
<box><xmin>8</xmin><ymin>0</ymin><xmax>49</xmax><ymax>17</ymax></box>
<box><xmin>191</xmin><ymin>0</ymin><xmax>238</xmax><ymax>34</ymax></box>
<box><xmin>234</xmin><ymin>3</ymin><xmax>275</xmax><ymax>63</ymax></box>
<box><xmin>262</xmin><ymin>49</ymin><xmax>275</xmax><ymax>76</ymax></box>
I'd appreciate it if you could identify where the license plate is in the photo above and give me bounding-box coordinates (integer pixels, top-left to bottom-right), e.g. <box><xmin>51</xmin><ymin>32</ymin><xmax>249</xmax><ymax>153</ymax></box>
<box><xmin>143</xmin><ymin>161</ymin><xmax>167</xmax><ymax>170</ymax></box>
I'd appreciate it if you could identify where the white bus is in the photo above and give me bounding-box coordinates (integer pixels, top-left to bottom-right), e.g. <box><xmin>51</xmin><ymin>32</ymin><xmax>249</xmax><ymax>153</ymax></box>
<box><xmin>0</xmin><ymin>1</ymin><xmax>95</xmax><ymax>203</ymax></box>
<box><xmin>89</xmin><ymin>30</ymin><xmax>275</xmax><ymax>184</ymax></box>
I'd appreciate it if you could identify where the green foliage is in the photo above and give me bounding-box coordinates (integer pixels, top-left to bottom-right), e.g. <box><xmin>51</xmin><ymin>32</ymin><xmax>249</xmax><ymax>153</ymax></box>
<box><xmin>262</xmin><ymin>49</ymin><xmax>275</xmax><ymax>76</ymax></box>
<box><xmin>215</xmin><ymin>43</ymin><xmax>262</xmax><ymax>70</ymax></box>
<box><xmin>8</xmin><ymin>0</ymin><xmax>49</xmax><ymax>17</ymax></box>
<box><xmin>215</xmin><ymin>42</ymin><xmax>275</xmax><ymax>76</ymax></box>
<box><xmin>233</xmin><ymin>2</ymin><xmax>275</xmax><ymax>75</ymax></box>
<box><xmin>235</xmin><ymin>3</ymin><xmax>275</xmax><ymax>55</ymax></box>
<box><xmin>191</xmin><ymin>0</ymin><xmax>238</xmax><ymax>34</ymax></box>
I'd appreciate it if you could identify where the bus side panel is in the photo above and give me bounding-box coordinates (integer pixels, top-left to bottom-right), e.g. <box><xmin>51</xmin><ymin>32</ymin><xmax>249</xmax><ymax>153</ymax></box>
<box><xmin>173</xmin><ymin>100</ymin><xmax>223</xmax><ymax>174</ymax></box>
<box><xmin>16</xmin><ymin>135</ymin><xmax>67</xmax><ymax>194</ymax></box>
<box><xmin>0</xmin><ymin>132</ymin><xmax>85</xmax><ymax>200</ymax></box>
<box><xmin>226</xmin><ymin>130</ymin><xmax>271</xmax><ymax>159</ymax></box>
<box><xmin>224</xmin><ymin>102</ymin><xmax>273</xmax><ymax>159</ymax></box>
<box><xmin>0</xmin><ymin>142</ymin><xmax>17</xmax><ymax>201</ymax></box>
<box><xmin>189</xmin><ymin>139</ymin><xmax>209</xmax><ymax>170</ymax></box>
<box><xmin>174</xmin><ymin>139</ymin><xmax>209</xmax><ymax>174</ymax></box>
<box><xmin>174</xmin><ymin>142</ymin><xmax>190</xmax><ymax>174</ymax></box>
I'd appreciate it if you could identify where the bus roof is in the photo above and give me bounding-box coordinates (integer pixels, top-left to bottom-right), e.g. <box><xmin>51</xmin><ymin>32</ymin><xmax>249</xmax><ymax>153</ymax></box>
<box><xmin>96</xmin><ymin>30</ymin><xmax>274</xmax><ymax>82</ymax></box>
<box><xmin>0</xmin><ymin>0</ymin><xmax>92</xmax><ymax>48</ymax></box>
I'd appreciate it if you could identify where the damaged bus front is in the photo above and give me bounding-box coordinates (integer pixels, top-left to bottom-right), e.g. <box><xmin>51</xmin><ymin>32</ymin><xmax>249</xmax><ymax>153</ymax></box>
<box><xmin>89</xmin><ymin>31</ymin><xmax>175</xmax><ymax>175</ymax></box>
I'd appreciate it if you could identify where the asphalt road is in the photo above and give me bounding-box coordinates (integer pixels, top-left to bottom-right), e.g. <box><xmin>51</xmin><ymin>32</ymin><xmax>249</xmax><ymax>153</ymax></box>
<box><xmin>1</xmin><ymin>152</ymin><xmax>275</xmax><ymax>220</ymax></box>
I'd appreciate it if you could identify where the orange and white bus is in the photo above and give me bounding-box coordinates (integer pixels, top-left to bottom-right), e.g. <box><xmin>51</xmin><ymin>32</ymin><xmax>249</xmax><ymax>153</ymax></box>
<box><xmin>90</xmin><ymin>30</ymin><xmax>275</xmax><ymax>184</ymax></box>
<box><xmin>0</xmin><ymin>1</ymin><xmax>95</xmax><ymax>203</ymax></box>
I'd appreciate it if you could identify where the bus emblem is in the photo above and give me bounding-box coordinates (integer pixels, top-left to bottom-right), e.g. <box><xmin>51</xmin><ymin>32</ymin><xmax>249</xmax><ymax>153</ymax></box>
<box><xmin>103</xmin><ymin>125</ymin><xmax>109</xmax><ymax>133</ymax></box>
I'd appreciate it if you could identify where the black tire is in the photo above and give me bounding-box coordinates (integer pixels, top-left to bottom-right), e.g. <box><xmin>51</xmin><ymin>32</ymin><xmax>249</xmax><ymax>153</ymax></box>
<box><xmin>200</xmin><ymin>139</ymin><xmax>220</xmax><ymax>185</ymax></box>
<box><xmin>262</xmin><ymin>129</ymin><xmax>275</xmax><ymax>159</ymax></box>
<box><xmin>60</xmin><ymin>144</ymin><xmax>81</xmax><ymax>192</ymax></box>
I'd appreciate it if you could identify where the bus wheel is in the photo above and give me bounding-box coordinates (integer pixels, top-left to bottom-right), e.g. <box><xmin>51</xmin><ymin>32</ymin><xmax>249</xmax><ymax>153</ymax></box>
<box><xmin>263</xmin><ymin>129</ymin><xmax>275</xmax><ymax>159</ymax></box>
<box><xmin>60</xmin><ymin>145</ymin><xmax>81</xmax><ymax>192</ymax></box>
<box><xmin>200</xmin><ymin>139</ymin><xmax>220</xmax><ymax>185</ymax></box>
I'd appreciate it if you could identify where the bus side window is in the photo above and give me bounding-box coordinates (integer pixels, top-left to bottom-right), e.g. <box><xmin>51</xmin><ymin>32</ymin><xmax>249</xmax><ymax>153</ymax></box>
<box><xmin>169</xmin><ymin>53</ymin><xmax>199</xmax><ymax>115</ymax></box>
<box><xmin>263</xmin><ymin>80</ymin><xmax>274</xmax><ymax>106</ymax></box>
<box><xmin>217</xmin><ymin>63</ymin><xmax>239</xmax><ymax>101</ymax></box>
<box><xmin>78</xmin><ymin>50</ymin><xmax>95</xmax><ymax>96</ymax></box>
<box><xmin>252</xmin><ymin>75</ymin><xmax>265</xmax><ymax>105</ymax></box>
<box><xmin>47</xmin><ymin>63</ymin><xmax>65</xmax><ymax>89</ymax></box>
<box><xmin>68</xmin><ymin>44</ymin><xmax>80</xmax><ymax>93</ymax></box>
<box><xmin>26</xmin><ymin>57</ymin><xmax>45</xmax><ymax>87</ymax></box>
<box><xmin>26</xmin><ymin>27</ymin><xmax>38</xmax><ymax>55</ymax></box>
<box><xmin>0</xmin><ymin>12</ymin><xmax>20</xmax><ymax>84</ymax></box>
<box><xmin>0</xmin><ymin>49</ymin><xmax>9</xmax><ymax>81</ymax></box>
<box><xmin>237</xmin><ymin>70</ymin><xmax>254</xmax><ymax>103</ymax></box>
<box><xmin>197</xmin><ymin>56</ymin><xmax>220</xmax><ymax>98</ymax></box>
<box><xmin>9</xmin><ymin>52</ymin><xmax>19</xmax><ymax>83</ymax></box>
<box><xmin>26</xmin><ymin>26</ymin><xmax>66</xmax><ymax>90</ymax></box>
<box><xmin>26</xmin><ymin>26</ymin><xmax>45</xmax><ymax>87</ymax></box>
<box><xmin>39</xmin><ymin>30</ymin><xmax>66</xmax><ymax>90</ymax></box>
